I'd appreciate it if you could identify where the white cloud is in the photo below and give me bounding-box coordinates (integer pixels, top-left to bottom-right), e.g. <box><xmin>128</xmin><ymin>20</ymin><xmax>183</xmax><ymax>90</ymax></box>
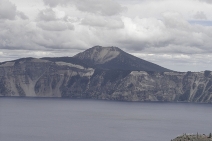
<box><xmin>37</xmin><ymin>8</ymin><xmax>57</xmax><ymax>21</ymax></box>
<box><xmin>193</xmin><ymin>11</ymin><xmax>207</xmax><ymax>20</ymax></box>
<box><xmin>199</xmin><ymin>0</ymin><xmax>212</xmax><ymax>4</ymax></box>
<box><xmin>17</xmin><ymin>11</ymin><xmax>28</xmax><ymax>20</ymax></box>
<box><xmin>0</xmin><ymin>0</ymin><xmax>28</xmax><ymax>20</ymax></box>
<box><xmin>116</xmin><ymin>12</ymin><xmax>212</xmax><ymax>55</ymax></box>
<box><xmin>131</xmin><ymin>52</ymin><xmax>212</xmax><ymax>72</ymax></box>
<box><xmin>74</xmin><ymin>0</ymin><xmax>126</xmax><ymax>16</ymax></box>
<box><xmin>42</xmin><ymin>0</ymin><xmax>66</xmax><ymax>7</ymax></box>
<box><xmin>125</xmin><ymin>0</ymin><xmax>212</xmax><ymax>20</ymax></box>
<box><xmin>42</xmin><ymin>0</ymin><xmax>126</xmax><ymax>16</ymax></box>
<box><xmin>0</xmin><ymin>0</ymin><xmax>17</xmax><ymax>20</ymax></box>
<box><xmin>0</xmin><ymin>49</ymin><xmax>79</xmax><ymax>62</ymax></box>
<box><xmin>37</xmin><ymin>21</ymin><xmax>74</xmax><ymax>31</ymax></box>
<box><xmin>81</xmin><ymin>15</ymin><xmax>124</xmax><ymax>29</ymax></box>
<box><xmin>37</xmin><ymin>8</ymin><xmax>66</xmax><ymax>21</ymax></box>
<box><xmin>0</xmin><ymin>20</ymin><xmax>42</xmax><ymax>50</ymax></box>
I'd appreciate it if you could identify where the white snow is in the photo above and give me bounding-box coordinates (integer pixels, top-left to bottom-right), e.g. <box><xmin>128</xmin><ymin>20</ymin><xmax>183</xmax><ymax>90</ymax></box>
<box><xmin>80</xmin><ymin>69</ymin><xmax>94</xmax><ymax>77</ymax></box>
<box><xmin>56</xmin><ymin>62</ymin><xmax>85</xmax><ymax>69</ymax></box>
<box><xmin>0</xmin><ymin>62</ymin><xmax>15</xmax><ymax>67</ymax></box>
<box><xmin>130</xmin><ymin>71</ymin><xmax>148</xmax><ymax>76</ymax></box>
<box><xmin>89</xmin><ymin>47</ymin><xmax>120</xmax><ymax>64</ymax></box>
<box><xmin>56</xmin><ymin>62</ymin><xmax>94</xmax><ymax>77</ymax></box>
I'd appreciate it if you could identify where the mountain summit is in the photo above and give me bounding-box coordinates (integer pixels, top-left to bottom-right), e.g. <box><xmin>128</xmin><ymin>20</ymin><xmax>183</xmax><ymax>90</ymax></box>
<box><xmin>74</xmin><ymin>46</ymin><xmax>121</xmax><ymax>64</ymax></box>
<box><xmin>74</xmin><ymin>46</ymin><xmax>171</xmax><ymax>72</ymax></box>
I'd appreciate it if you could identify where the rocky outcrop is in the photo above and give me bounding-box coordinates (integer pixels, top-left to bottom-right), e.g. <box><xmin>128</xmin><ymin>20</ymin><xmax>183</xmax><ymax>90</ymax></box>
<box><xmin>171</xmin><ymin>133</ymin><xmax>212</xmax><ymax>141</ymax></box>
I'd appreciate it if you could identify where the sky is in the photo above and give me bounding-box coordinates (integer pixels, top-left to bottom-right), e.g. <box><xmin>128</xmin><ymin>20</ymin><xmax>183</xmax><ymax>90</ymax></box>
<box><xmin>0</xmin><ymin>0</ymin><xmax>212</xmax><ymax>72</ymax></box>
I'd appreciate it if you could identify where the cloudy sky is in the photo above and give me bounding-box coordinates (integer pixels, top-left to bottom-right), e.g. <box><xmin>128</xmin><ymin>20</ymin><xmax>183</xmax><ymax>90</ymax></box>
<box><xmin>0</xmin><ymin>0</ymin><xmax>212</xmax><ymax>72</ymax></box>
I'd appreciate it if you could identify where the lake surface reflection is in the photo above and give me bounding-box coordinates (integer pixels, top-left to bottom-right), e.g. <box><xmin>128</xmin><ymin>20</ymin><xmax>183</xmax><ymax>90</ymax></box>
<box><xmin>0</xmin><ymin>98</ymin><xmax>212</xmax><ymax>141</ymax></box>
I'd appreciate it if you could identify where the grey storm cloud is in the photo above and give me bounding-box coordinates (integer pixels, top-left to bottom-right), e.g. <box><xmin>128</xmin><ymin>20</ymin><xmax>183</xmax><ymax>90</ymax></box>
<box><xmin>0</xmin><ymin>20</ymin><xmax>41</xmax><ymax>50</ymax></box>
<box><xmin>193</xmin><ymin>11</ymin><xmax>207</xmax><ymax>20</ymax></box>
<box><xmin>17</xmin><ymin>11</ymin><xmax>28</xmax><ymax>20</ymax></box>
<box><xmin>0</xmin><ymin>0</ymin><xmax>16</xmax><ymax>20</ymax></box>
<box><xmin>0</xmin><ymin>0</ymin><xmax>28</xmax><ymax>20</ymax></box>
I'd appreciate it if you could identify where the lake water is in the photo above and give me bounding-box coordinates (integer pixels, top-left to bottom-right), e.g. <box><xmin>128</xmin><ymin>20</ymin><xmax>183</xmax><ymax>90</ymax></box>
<box><xmin>0</xmin><ymin>98</ymin><xmax>212</xmax><ymax>141</ymax></box>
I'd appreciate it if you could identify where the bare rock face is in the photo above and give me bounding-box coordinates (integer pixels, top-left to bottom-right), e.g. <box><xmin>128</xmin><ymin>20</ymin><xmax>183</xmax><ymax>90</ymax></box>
<box><xmin>0</xmin><ymin>46</ymin><xmax>212</xmax><ymax>103</ymax></box>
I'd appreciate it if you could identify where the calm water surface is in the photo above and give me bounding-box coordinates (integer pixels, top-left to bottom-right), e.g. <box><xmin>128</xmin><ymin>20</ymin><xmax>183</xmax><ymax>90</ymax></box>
<box><xmin>0</xmin><ymin>98</ymin><xmax>212</xmax><ymax>141</ymax></box>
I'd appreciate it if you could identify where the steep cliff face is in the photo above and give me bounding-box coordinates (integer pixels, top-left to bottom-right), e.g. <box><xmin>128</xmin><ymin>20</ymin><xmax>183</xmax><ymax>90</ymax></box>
<box><xmin>0</xmin><ymin>58</ymin><xmax>94</xmax><ymax>97</ymax></box>
<box><xmin>0</xmin><ymin>58</ymin><xmax>212</xmax><ymax>103</ymax></box>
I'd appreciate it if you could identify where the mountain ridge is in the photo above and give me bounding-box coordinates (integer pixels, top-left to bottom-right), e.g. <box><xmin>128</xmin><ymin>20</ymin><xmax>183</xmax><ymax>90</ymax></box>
<box><xmin>1</xmin><ymin>46</ymin><xmax>212</xmax><ymax>103</ymax></box>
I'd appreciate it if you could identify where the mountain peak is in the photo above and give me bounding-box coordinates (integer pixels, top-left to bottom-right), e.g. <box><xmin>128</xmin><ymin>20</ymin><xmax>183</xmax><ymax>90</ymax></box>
<box><xmin>74</xmin><ymin>46</ymin><xmax>172</xmax><ymax>72</ymax></box>
<box><xmin>91</xmin><ymin>45</ymin><xmax>121</xmax><ymax>51</ymax></box>
<box><xmin>74</xmin><ymin>46</ymin><xmax>122</xmax><ymax>64</ymax></box>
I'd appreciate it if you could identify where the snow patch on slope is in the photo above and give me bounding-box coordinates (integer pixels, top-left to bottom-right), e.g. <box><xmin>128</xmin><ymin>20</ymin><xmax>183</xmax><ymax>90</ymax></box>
<box><xmin>56</xmin><ymin>62</ymin><xmax>94</xmax><ymax>77</ymax></box>
<box><xmin>76</xmin><ymin>46</ymin><xmax>120</xmax><ymax>64</ymax></box>
<box><xmin>79</xmin><ymin>69</ymin><xmax>94</xmax><ymax>77</ymax></box>
<box><xmin>130</xmin><ymin>71</ymin><xmax>148</xmax><ymax>76</ymax></box>
<box><xmin>56</xmin><ymin>62</ymin><xmax>85</xmax><ymax>69</ymax></box>
<box><xmin>93</xmin><ymin>48</ymin><xmax>120</xmax><ymax>64</ymax></box>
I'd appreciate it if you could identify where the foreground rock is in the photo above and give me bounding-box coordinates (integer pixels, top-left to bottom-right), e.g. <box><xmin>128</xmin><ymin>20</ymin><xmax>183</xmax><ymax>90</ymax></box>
<box><xmin>172</xmin><ymin>133</ymin><xmax>212</xmax><ymax>141</ymax></box>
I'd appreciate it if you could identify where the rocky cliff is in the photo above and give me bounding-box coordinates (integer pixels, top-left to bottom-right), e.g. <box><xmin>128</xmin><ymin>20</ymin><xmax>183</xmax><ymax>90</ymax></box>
<box><xmin>0</xmin><ymin>46</ymin><xmax>212</xmax><ymax>103</ymax></box>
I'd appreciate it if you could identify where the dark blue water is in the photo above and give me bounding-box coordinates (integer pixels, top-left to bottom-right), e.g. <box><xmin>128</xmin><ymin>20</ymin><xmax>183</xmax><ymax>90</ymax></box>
<box><xmin>0</xmin><ymin>98</ymin><xmax>212</xmax><ymax>141</ymax></box>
